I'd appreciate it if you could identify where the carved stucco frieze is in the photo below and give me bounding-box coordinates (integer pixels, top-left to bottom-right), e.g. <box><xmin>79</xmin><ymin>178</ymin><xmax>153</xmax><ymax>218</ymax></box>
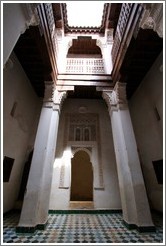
<box><xmin>59</xmin><ymin>113</ymin><xmax>104</xmax><ymax>189</ymax></box>
<box><xmin>106</xmin><ymin>29</ymin><xmax>114</xmax><ymax>45</ymax></box>
<box><xmin>102</xmin><ymin>90</ymin><xmax>117</xmax><ymax>111</ymax></box>
<box><xmin>20</xmin><ymin>3</ymin><xmax>40</xmax><ymax>34</ymax></box>
<box><xmin>59</xmin><ymin>164</ymin><xmax>65</xmax><ymax>188</ymax></box>
<box><xmin>114</xmin><ymin>82</ymin><xmax>127</xmax><ymax>106</ymax></box>
<box><xmin>139</xmin><ymin>3</ymin><xmax>163</xmax><ymax>38</ymax></box>
<box><xmin>102</xmin><ymin>82</ymin><xmax>127</xmax><ymax>111</ymax></box>
<box><xmin>43</xmin><ymin>81</ymin><xmax>67</xmax><ymax>110</ymax></box>
<box><xmin>71</xmin><ymin>146</ymin><xmax>92</xmax><ymax>159</ymax></box>
<box><xmin>55</xmin><ymin>29</ymin><xmax>63</xmax><ymax>41</ymax></box>
<box><xmin>53</xmin><ymin>89</ymin><xmax>67</xmax><ymax>111</ymax></box>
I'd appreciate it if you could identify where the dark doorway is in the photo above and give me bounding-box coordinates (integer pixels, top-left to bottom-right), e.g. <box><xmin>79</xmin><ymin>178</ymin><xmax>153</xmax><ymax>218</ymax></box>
<box><xmin>70</xmin><ymin>150</ymin><xmax>93</xmax><ymax>201</ymax></box>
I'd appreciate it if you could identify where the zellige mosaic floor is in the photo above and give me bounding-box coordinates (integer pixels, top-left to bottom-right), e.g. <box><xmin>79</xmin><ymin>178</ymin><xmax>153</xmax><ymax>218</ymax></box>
<box><xmin>3</xmin><ymin>210</ymin><xmax>163</xmax><ymax>244</ymax></box>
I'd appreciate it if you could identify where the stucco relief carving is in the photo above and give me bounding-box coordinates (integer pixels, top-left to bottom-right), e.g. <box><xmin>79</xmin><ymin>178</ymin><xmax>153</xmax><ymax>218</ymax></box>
<box><xmin>68</xmin><ymin>113</ymin><xmax>97</xmax><ymax>141</ymax></box>
<box><xmin>59</xmin><ymin>113</ymin><xmax>104</xmax><ymax>190</ymax></box>
<box><xmin>43</xmin><ymin>82</ymin><xmax>67</xmax><ymax>110</ymax></box>
<box><xmin>56</xmin><ymin>29</ymin><xmax>62</xmax><ymax>39</ymax></box>
<box><xmin>106</xmin><ymin>29</ymin><xmax>114</xmax><ymax>44</ymax></box>
<box><xmin>59</xmin><ymin>164</ymin><xmax>66</xmax><ymax>188</ymax></box>
<box><xmin>20</xmin><ymin>3</ymin><xmax>39</xmax><ymax>34</ymax></box>
<box><xmin>140</xmin><ymin>3</ymin><xmax>163</xmax><ymax>38</ymax></box>
<box><xmin>102</xmin><ymin>82</ymin><xmax>127</xmax><ymax>111</ymax></box>
<box><xmin>114</xmin><ymin>82</ymin><xmax>127</xmax><ymax>106</ymax></box>
<box><xmin>102</xmin><ymin>90</ymin><xmax>117</xmax><ymax>111</ymax></box>
<box><xmin>71</xmin><ymin>147</ymin><xmax>92</xmax><ymax>159</ymax></box>
<box><xmin>53</xmin><ymin>89</ymin><xmax>67</xmax><ymax>107</ymax></box>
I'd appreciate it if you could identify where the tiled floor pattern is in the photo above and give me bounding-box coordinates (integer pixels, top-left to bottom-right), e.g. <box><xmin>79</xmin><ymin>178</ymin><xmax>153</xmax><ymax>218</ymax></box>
<box><xmin>3</xmin><ymin>211</ymin><xmax>163</xmax><ymax>243</ymax></box>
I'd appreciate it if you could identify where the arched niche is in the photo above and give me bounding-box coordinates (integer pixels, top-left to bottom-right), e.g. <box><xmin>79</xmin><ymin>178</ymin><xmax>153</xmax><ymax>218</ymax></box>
<box><xmin>70</xmin><ymin>150</ymin><xmax>93</xmax><ymax>201</ymax></box>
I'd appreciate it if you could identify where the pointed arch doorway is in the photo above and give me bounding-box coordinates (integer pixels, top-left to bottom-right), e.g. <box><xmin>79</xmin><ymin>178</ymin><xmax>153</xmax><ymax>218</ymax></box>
<box><xmin>70</xmin><ymin>150</ymin><xmax>94</xmax><ymax>208</ymax></box>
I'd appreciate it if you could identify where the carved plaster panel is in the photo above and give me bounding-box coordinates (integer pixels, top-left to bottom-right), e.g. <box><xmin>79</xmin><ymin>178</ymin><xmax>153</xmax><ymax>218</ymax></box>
<box><xmin>43</xmin><ymin>82</ymin><xmax>67</xmax><ymax>111</ymax></box>
<box><xmin>71</xmin><ymin>146</ymin><xmax>92</xmax><ymax>158</ymax></box>
<box><xmin>53</xmin><ymin>90</ymin><xmax>67</xmax><ymax>105</ymax></box>
<box><xmin>20</xmin><ymin>3</ymin><xmax>39</xmax><ymax>34</ymax></box>
<box><xmin>106</xmin><ymin>29</ymin><xmax>114</xmax><ymax>44</ymax></box>
<box><xmin>59</xmin><ymin>165</ymin><xmax>65</xmax><ymax>188</ymax></box>
<box><xmin>59</xmin><ymin>113</ymin><xmax>104</xmax><ymax>189</ymax></box>
<box><xmin>140</xmin><ymin>3</ymin><xmax>163</xmax><ymax>38</ymax></box>
<box><xmin>114</xmin><ymin>82</ymin><xmax>127</xmax><ymax>106</ymax></box>
<box><xmin>102</xmin><ymin>82</ymin><xmax>128</xmax><ymax>111</ymax></box>
<box><xmin>102</xmin><ymin>91</ymin><xmax>117</xmax><ymax>111</ymax></box>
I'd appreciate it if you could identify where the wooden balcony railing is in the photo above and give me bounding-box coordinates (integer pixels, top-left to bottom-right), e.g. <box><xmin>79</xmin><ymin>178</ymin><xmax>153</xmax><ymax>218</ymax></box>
<box><xmin>65</xmin><ymin>58</ymin><xmax>105</xmax><ymax>74</ymax></box>
<box><xmin>111</xmin><ymin>3</ymin><xmax>144</xmax><ymax>82</ymax></box>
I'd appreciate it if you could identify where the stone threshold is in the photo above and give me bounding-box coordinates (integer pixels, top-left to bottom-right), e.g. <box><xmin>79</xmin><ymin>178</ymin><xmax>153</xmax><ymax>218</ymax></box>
<box><xmin>69</xmin><ymin>201</ymin><xmax>94</xmax><ymax>209</ymax></box>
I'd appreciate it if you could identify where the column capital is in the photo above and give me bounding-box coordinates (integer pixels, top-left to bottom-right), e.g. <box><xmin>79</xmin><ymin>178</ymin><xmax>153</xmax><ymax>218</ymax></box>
<box><xmin>139</xmin><ymin>3</ymin><xmax>163</xmax><ymax>38</ymax></box>
<box><xmin>21</xmin><ymin>3</ymin><xmax>40</xmax><ymax>32</ymax></box>
<box><xmin>43</xmin><ymin>81</ymin><xmax>67</xmax><ymax>112</ymax></box>
<box><xmin>43</xmin><ymin>81</ymin><xmax>67</xmax><ymax>111</ymax></box>
<box><xmin>102</xmin><ymin>90</ymin><xmax>116</xmax><ymax>111</ymax></box>
<box><xmin>53</xmin><ymin>89</ymin><xmax>67</xmax><ymax>112</ymax></box>
<box><xmin>102</xmin><ymin>82</ymin><xmax>127</xmax><ymax>111</ymax></box>
<box><xmin>114</xmin><ymin>82</ymin><xmax>128</xmax><ymax>106</ymax></box>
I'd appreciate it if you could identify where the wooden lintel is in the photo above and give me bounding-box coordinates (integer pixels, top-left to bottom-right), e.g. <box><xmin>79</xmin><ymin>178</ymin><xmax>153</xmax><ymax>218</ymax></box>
<box><xmin>96</xmin><ymin>86</ymin><xmax>113</xmax><ymax>91</ymax></box>
<box><xmin>57</xmin><ymin>74</ymin><xmax>112</xmax><ymax>81</ymax></box>
<box><xmin>57</xmin><ymin>80</ymin><xmax>112</xmax><ymax>87</ymax></box>
<box><xmin>56</xmin><ymin>85</ymin><xmax>74</xmax><ymax>91</ymax></box>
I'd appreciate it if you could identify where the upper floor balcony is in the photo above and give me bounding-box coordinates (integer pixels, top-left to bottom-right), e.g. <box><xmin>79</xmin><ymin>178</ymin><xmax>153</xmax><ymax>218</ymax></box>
<box><xmin>65</xmin><ymin>58</ymin><xmax>105</xmax><ymax>75</ymax></box>
<box><xmin>37</xmin><ymin>3</ymin><xmax>147</xmax><ymax>82</ymax></box>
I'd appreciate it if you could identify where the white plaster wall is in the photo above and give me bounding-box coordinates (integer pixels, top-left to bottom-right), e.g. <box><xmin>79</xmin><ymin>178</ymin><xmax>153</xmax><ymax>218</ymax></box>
<box><xmin>3</xmin><ymin>3</ymin><xmax>28</xmax><ymax>65</ymax></box>
<box><xmin>3</xmin><ymin>52</ymin><xmax>42</xmax><ymax>213</ymax></box>
<box><xmin>49</xmin><ymin>99</ymin><xmax>121</xmax><ymax>210</ymax></box>
<box><xmin>129</xmin><ymin>51</ymin><xmax>163</xmax><ymax>212</ymax></box>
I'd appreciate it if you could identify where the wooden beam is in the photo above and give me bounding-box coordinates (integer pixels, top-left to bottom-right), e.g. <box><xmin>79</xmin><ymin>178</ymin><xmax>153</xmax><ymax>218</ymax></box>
<box><xmin>57</xmin><ymin>74</ymin><xmax>112</xmax><ymax>81</ymax></box>
<box><xmin>57</xmin><ymin>80</ymin><xmax>113</xmax><ymax>86</ymax></box>
<box><xmin>56</xmin><ymin>85</ymin><xmax>74</xmax><ymax>91</ymax></box>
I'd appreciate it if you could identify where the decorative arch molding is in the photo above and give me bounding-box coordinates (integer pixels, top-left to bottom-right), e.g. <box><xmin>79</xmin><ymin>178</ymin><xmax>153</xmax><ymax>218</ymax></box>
<box><xmin>59</xmin><ymin>113</ymin><xmax>104</xmax><ymax>190</ymax></box>
<box><xmin>71</xmin><ymin>147</ymin><xmax>92</xmax><ymax>161</ymax></box>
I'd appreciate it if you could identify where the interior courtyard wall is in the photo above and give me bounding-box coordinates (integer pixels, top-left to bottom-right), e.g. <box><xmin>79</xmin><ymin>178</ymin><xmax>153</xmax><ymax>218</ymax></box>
<box><xmin>49</xmin><ymin>98</ymin><xmax>122</xmax><ymax>210</ymax></box>
<box><xmin>3</xmin><ymin>3</ymin><xmax>38</xmax><ymax>66</ymax></box>
<box><xmin>3</xmin><ymin>52</ymin><xmax>42</xmax><ymax>213</ymax></box>
<box><xmin>129</xmin><ymin>51</ymin><xmax>163</xmax><ymax>212</ymax></box>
